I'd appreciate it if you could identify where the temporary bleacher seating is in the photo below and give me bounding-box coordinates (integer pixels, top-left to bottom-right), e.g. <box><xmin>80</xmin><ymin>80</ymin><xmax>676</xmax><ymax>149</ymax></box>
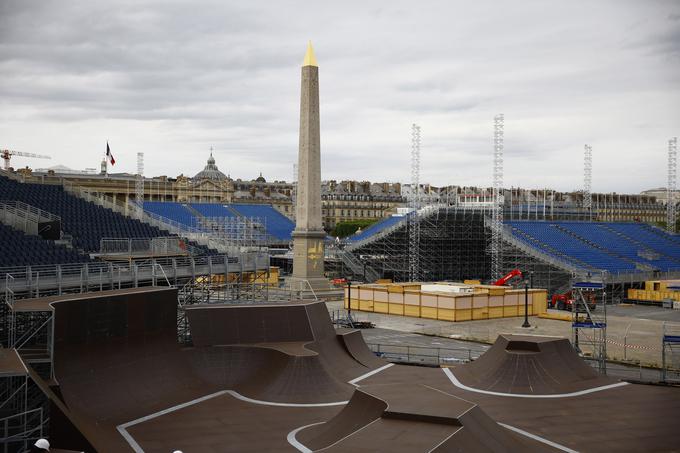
<box><xmin>142</xmin><ymin>202</ymin><xmax>295</xmax><ymax>242</ymax></box>
<box><xmin>228</xmin><ymin>204</ymin><xmax>295</xmax><ymax>241</ymax></box>
<box><xmin>0</xmin><ymin>222</ymin><xmax>91</xmax><ymax>268</ymax></box>
<box><xmin>507</xmin><ymin>221</ymin><xmax>680</xmax><ymax>273</ymax></box>
<box><xmin>346</xmin><ymin>215</ymin><xmax>405</xmax><ymax>244</ymax></box>
<box><xmin>0</xmin><ymin>174</ymin><xmax>215</xmax><ymax>259</ymax></box>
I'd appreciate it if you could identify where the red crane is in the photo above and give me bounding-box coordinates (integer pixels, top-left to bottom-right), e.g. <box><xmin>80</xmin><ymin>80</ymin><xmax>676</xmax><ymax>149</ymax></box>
<box><xmin>493</xmin><ymin>268</ymin><xmax>523</xmax><ymax>286</ymax></box>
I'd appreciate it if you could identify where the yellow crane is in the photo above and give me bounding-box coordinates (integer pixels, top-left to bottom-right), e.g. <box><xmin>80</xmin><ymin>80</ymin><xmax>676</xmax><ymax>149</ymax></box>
<box><xmin>1</xmin><ymin>149</ymin><xmax>51</xmax><ymax>170</ymax></box>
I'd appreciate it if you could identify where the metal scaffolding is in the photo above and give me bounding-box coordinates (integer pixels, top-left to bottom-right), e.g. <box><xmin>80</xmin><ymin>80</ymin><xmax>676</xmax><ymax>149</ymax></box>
<box><xmin>136</xmin><ymin>152</ymin><xmax>145</xmax><ymax>219</ymax></box>
<box><xmin>351</xmin><ymin>206</ymin><xmax>490</xmax><ymax>283</ymax></box>
<box><xmin>571</xmin><ymin>280</ymin><xmax>607</xmax><ymax>375</ymax></box>
<box><xmin>408</xmin><ymin>124</ymin><xmax>421</xmax><ymax>282</ymax></box>
<box><xmin>668</xmin><ymin>137</ymin><xmax>677</xmax><ymax>233</ymax></box>
<box><xmin>490</xmin><ymin>114</ymin><xmax>504</xmax><ymax>280</ymax></box>
<box><xmin>584</xmin><ymin>144</ymin><xmax>592</xmax><ymax>220</ymax></box>
<box><xmin>195</xmin><ymin>216</ymin><xmax>269</xmax><ymax>247</ymax></box>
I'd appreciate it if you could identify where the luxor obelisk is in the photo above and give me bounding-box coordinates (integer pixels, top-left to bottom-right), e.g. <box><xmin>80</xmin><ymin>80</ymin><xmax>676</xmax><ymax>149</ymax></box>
<box><xmin>290</xmin><ymin>42</ymin><xmax>328</xmax><ymax>290</ymax></box>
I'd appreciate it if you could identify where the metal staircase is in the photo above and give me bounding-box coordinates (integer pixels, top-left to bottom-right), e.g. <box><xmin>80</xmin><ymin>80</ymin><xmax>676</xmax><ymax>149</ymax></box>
<box><xmin>337</xmin><ymin>249</ymin><xmax>381</xmax><ymax>282</ymax></box>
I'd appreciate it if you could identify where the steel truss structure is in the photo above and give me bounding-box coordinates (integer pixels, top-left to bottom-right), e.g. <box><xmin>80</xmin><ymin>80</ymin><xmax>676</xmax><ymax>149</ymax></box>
<box><xmin>409</xmin><ymin>124</ymin><xmax>421</xmax><ymax>282</ymax></box>
<box><xmin>194</xmin><ymin>216</ymin><xmax>269</xmax><ymax>247</ymax></box>
<box><xmin>490</xmin><ymin>114</ymin><xmax>504</xmax><ymax>280</ymax></box>
<box><xmin>136</xmin><ymin>152</ymin><xmax>144</xmax><ymax>219</ymax></box>
<box><xmin>571</xmin><ymin>281</ymin><xmax>607</xmax><ymax>375</ymax></box>
<box><xmin>352</xmin><ymin>207</ymin><xmax>489</xmax><ymax>283</ymax></box>
<box><xmin>583</xmin><ymin>144</ymin><xmax>593</xmax><ymax>219</ymax></box>
<box><xmin>668</xmin><ymin>137</ymin><xmax>677</xmax><ymax>233</ymax></box>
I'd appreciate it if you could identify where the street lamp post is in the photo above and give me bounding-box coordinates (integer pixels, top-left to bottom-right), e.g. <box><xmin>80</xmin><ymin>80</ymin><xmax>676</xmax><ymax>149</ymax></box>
<box><xmin>522</xmin><ymin>280</ymin><xmax>531</xmax><ymax>328</ymax></box>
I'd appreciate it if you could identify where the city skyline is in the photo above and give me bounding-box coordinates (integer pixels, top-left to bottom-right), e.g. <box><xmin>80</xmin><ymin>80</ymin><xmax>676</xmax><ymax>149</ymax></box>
<box><xmin>1</xmin><ymin>0</ymin><xmax>678</xmax><ymax>192</ymax></box>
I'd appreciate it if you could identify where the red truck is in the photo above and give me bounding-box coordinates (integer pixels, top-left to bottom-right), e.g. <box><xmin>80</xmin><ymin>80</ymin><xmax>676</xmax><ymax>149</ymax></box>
<box><xmin>550</xmin><ymin>291</ymin><xmax>596</xmax><ymax>311</ymax></box>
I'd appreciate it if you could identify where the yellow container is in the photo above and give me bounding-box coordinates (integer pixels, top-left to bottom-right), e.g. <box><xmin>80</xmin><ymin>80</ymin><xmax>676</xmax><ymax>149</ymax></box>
<box><xmin>472</xmin><ymin>307</ymin><xmax>489</xmax><ymax>320</ymax></box>
<box><xmin>359</xmin><ymin>300</ymin><xmax>373</xmax><ymax>311</ymax></box>
<box><xmin>421</xmin><ymin>306</ymin><xmax>438</xmax><ymax>319</ymax></box>
<box><xmin>504</xmin><ymin>305</ymin><xmax>518</xmax><ymax>317</ymax></box>
<box><xmin>374</xmin><ymin>302</ymin><xmax>389</xmax><ymax>313</ymax></box>
<box><xmin>437</xmin><ymin>308</ymin><xmax>455</xmax><ymax>321</ymax></box>
<box><xmin>404</xmin><ymin>304</ymin><xmax>420</xmax><ymax>317</ymax></box>
<box><xmin>488</xmin><ymin>306</ymin><xmax>504</xmax><ymax>319</ymax></box>
<box><xmin>388</xmin><ymin>303</ymin><xmax>404</xmax><ymax>315</ymax></box>
<box><xmin>455</xmin><ymin>308</ymin><xmax>472</xmax><ymax>321</ymax></box>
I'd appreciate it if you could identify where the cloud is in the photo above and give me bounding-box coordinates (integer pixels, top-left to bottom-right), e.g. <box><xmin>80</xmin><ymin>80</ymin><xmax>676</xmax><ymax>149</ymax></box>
<box><xmin>0</xmin><ymin>0</ymin><xmax>678</xmax><ymax>193</ymax></box>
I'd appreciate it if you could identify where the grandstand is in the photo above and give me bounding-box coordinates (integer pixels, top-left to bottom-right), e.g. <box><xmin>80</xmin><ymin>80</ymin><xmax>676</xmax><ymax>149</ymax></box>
<box><xmin>507</xmin><ymin>221</ymin><xmax>680</xmax><ymax>274</ymax></box>
<box><xmin>0</xmin><ymin>174</ymin><xmax>171</xmax><ymax>254</ymax></box>
<box><xmin>345</xmin><ymin>214</ymin><xmax>405</xmax><ymax>246</ymax></box>
<box><xmin>0</xmin><ymin>174</ymin><xmax>220</xmax><ymax>270</ymax></box>
<box><xmin>338</xmin><ymin>206</ymin><xmax>680</xmax><ymax>300</ymax></box>
<box><xmin>0</xmin><ymin>223</ymin><xmax>90</xmax><ymax>267</ymax></box>
<box><xmin>141</xmin><ymin>201</ymin><xmax>295</xmax><ymax>243</ymax></box>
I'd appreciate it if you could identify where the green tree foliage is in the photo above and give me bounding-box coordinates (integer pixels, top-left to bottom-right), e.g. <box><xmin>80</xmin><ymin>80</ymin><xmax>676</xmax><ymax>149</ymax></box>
<box><xmin>331</xmin><ymin>219</ymin><xmax>377</xmax><ymax>238</ymax></box>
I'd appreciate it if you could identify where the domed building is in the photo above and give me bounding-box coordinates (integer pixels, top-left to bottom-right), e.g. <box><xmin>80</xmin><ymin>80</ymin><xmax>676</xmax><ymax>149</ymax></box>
<box><xmin>193</xmin><ymin>152</ymin><xmax>228</xmax><ymax>181</ymax></box>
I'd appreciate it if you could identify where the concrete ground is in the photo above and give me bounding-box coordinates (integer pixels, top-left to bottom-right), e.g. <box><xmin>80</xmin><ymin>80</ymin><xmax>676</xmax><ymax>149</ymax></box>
<box><xmin>326</xmin><ymin>300</ymin><xmax>680</xmax><ymax>368</ymax></box>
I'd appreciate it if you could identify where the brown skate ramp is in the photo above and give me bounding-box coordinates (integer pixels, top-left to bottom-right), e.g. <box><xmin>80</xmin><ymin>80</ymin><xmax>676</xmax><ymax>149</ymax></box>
<box><xmin>337</xmin><ymin>329</ymin><xmax>386</xmax><ymax>368</ymax></box>
<box><xmin>297</xmin><ymin>383</ymin><xmax>550</xmax><ymax>452</ymax></box>
<box><xmin>452</xmin><ymin>334</ymin><xmax>615</xmax><ymax>394</ymax></box>
<box><xmin>0</xmin><ymin>348</ymin><xmax>27</xmax><ymax>376</ymax></box>
<box><xmin>28</xmin><ymin>289</ymin><xmax>387</xmax><ymax>450</ymax></box>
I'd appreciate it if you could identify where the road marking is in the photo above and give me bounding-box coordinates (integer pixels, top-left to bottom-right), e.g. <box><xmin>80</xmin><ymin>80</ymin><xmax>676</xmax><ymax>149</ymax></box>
<box><xmin>348</xmin><ymin>363</ymin><xmax>394</xmax><ymax>386</ymax></box>
<box><xmin>499</xmin><ymin>423</ymin><xmax>578</xmax><ymax>453</ymax></box>
<box><xmin>442</xmin><ymin>368</ymin><xmax>628</xmax><ymax>398</ymax></box>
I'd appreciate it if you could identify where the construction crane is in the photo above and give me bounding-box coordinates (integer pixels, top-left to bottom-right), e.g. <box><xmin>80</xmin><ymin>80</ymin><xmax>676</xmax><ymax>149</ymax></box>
<box><xmin>1</xmin><ymin>149</ymin><xmax>51</xmax><ymax>170</ymax></box>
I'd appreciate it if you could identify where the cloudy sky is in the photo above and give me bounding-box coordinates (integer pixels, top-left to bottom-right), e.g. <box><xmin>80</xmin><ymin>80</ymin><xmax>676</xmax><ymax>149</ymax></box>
<box><xmin>1</xmin><ymin>0</ymin><xmax>678</xmax><ymax>193</ymax></box>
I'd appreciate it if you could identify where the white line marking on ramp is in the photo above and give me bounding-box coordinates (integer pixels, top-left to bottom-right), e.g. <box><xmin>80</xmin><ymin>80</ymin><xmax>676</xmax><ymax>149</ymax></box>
<box><xmin>349</xmin><ymin>363</ymin><xmax>394</xmax><ymax>386</ymax></box>
<box><xmin>287</xmin><ymin>422</ymin><xmax>325</xmax><ymax>453</ymax></box>
<box><xmin>117</xmin><ymin>390</ymin><xmax>230</xmax><ymax>453</ymax></box>
<box><xmin>442</xmin><ymin>368</ymin><xmax>628</xmax><ymax>398</ymax></box>
<box><xmin>499</xmin><ymin>423</ymin><xmax>579</xmax><ymax>453</ymax></box>
<box><xmin>225</xmin><ymin>390</ymin><xmax>348</xmax><ymax>407</ymax></box>
<box><xmin>117</xmin><ymin>390</ymin><xmax>348</xmax><ymax>452</ymax></box>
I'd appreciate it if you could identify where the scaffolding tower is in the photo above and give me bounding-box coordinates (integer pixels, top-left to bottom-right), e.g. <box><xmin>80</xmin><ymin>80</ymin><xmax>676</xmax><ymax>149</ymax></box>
<box><xmin>196</xmin><ymin>216</ymin><xmax>269</xmax><ymax>247</ymax></box>
<box><xmin>409</xmin><ymin>124</ymin><xmax>421</xmax><ymax>282</ymax></box>
<box><xmin>571</xmin><ymin>280</ymin><xmax>607</xmax><ymax>375</ymax></box>
<box><xmin>136</xmin><ymin>152</ymin><xmax>144</xmax><ymax>219</ymax></box>
<box><xmin>352</xmin><ymin>206</ymin><xmax>490</xmax><ymax>283</ymax></box>
<box><xmin>584</xmin><ymin>144</ymin><xmax>592</xmax><ymax>220</ymax></box>
<box><xmin>668</xmin><ymin>137</ymin><xmax>677</xmax><ymax>233</ymax></box>
<box><xmin>490</xmin><ymin>114</ymin><xmax>504</xmax><ymax>280</ymax></box>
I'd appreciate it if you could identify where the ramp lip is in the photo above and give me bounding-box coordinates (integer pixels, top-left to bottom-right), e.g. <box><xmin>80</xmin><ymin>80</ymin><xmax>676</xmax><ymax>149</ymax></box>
<box><xmin>442</xmin><ymin>368</ymin><xmax>628</xmax><ymax>398</ymax></box>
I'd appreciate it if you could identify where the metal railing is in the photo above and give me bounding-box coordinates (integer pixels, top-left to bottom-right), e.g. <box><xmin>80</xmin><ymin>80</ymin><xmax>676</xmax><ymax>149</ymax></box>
<box><xmin>0</xmin><ymin>252</ymin><xmax>270</xmax><ymax>298</ymax></box>
<box><xmin>366</xmin><ymin>343</ymin><xmax>479</xmax><ymax>366</ymax></box>
<box><xmin>99</xmin><ymin>237</ymin><xmax>191</xmax><ymax>257</ymax></box>
<box><xmin>0</xmin><ymin>200</ymin><xmax>60</xmax><ymax>237</ymax></box>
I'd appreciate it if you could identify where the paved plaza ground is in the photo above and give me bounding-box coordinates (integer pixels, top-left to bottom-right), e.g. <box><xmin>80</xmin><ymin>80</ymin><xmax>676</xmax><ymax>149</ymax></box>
<box><xmin>326</xmin><ymin>300</ymin><xmax>680</xmax><ymax>369</ymax></box>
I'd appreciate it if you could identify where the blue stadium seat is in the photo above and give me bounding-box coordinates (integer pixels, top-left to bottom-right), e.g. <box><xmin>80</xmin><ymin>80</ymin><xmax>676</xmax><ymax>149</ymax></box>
<box><xmin>507</xmin><ymin>220</ymin><xmax>680</xmax><ymax>273</ymax></box>
<box><xmin>0</xmin><ymin>222</ymin><xmax>91</xmax><ymax>268</ymax></box>
<box><xmin>346</xmin><ymin>215</ymin><xmax>405</xmax><ymax>243</ymax></box>
<box><xmin>0</xmin><ymin>175</ymin><xmax>217</xmax><ymax>261</ymax></box>
<box><xmin>228</xmin><ymin>204</ymin><xmax>295</xmax><ymax>241</ymax></box>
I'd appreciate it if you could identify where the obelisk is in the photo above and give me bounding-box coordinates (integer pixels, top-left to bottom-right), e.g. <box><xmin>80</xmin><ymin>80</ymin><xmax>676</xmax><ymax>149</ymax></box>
<box><xmin>291</xmin><ymin>42</ymin><xmax>327</xmax><ymax>290</ymax></box>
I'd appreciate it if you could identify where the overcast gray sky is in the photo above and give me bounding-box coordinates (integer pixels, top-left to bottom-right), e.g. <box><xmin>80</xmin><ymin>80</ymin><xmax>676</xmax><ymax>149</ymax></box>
<box><xmin>1</xmin><ymin>0</ymin><xmax>678</xmax><ymax>192</ymax></box>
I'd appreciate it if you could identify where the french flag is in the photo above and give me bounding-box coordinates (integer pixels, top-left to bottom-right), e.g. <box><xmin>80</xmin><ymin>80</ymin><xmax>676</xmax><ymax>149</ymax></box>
<box><xmin>106</xmin><ymin>141</ymin><xmax>116</xmax><ymax>166</ymax></box>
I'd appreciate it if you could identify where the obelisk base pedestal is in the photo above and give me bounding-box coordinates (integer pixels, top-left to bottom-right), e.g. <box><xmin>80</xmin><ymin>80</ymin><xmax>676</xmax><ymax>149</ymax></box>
<box><xmin>288</xmin><ymin>230</ymin><xmax>329</xmax><ymax>293</ymax></box>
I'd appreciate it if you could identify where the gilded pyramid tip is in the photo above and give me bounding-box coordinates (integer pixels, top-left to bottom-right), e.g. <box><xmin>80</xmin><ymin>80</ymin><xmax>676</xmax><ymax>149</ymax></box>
<box><xmin>302</xmin><ymin>41</ymin><xmax>318</xmax><ymax>67</ymax></box>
